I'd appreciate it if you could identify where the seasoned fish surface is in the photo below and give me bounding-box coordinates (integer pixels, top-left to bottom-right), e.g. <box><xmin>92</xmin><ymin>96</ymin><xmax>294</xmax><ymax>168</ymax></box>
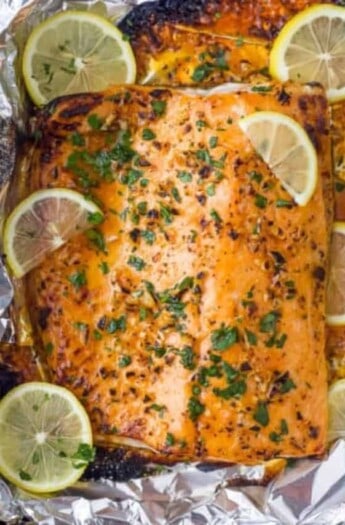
<box><xmin>26</xmin><ymin>83</ymin><xmax>330</xmax><ymax>463</ymax></box>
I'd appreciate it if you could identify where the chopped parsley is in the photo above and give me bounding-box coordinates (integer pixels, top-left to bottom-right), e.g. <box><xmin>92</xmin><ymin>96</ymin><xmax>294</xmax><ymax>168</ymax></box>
<box><xmin>118</xmin><ymin>355</ymin><xmax>132</xmax><ymax>368</ymax></box>
<box><xmin>137</xmin><ymin>201</ymin><xmax>148</xmax><ymax>215</ymax></box>
<box><xmin>259</xmin><ymin>311</ymin><xmax>280</xmax><ymax>333</ymax></box>
<box><xmin>192</xmin><ymin>63</ymin><xmax>213</xmax><ymax>82</ymax></box>
<box><xmin>253</xmin><ymin>401</ymin><xmax>269</xmax><ymax>427</ymax></box>
<box><xmin>196</xmin><ymin>120</ymin><xmax>207</xmax><ymax>129</ymax></box>
<box><xmin>73</xmin><ymin>322</ymin><xmax>88</xmax><ymax>332</ymax></box>
<box><xmin>206</xmin><ymin>184</ymin><xmax>216</xmax><ymax>197</ymax></box>
<box><xmin>87</xmin><ymin>114</ymin><xmax>104</xmax><ymax>130</ymax></box>
<box><xmin>209</xmin><ymin>136</ymin><xmax>218</xmax><ymax>148</ymax></box>
<box><xmin>93</xmin><ymin>329</ymin><xmax>103</xmax><ymax>340</ymax></box>
<box><xmin>107</xmin><ymin>315</ymin><xmax>126</xmax><ymax>333</ymax></box>
<box><xmin>128</xmin><ymin>255</ymin><xmax>146</xmax><ymax>271</ymax></box>
<box><xmin>99</xmin><ymin>261</ymin><xmax>110</xmax><ymax>274</ymax></box>
<box><xmin>165</xmin><ymin>433</ymin><xmax>175</xmax><ymax>446</ymax></box>
<box><xmin>86</xmin><ymin>228</ymin><xmax>107</xmax><ymax>253</ymax></box>
<box><xmin>178</xmin><ymin>346</ymin><xmax>196</xmax><ymax>370</ymax></box>
<box><xmin>68</xmin><ymin>270</ymin><xmax>87</xmax><ymax>289</ymax></box>
<box><xmin>211</xmin><ymin>324</ymin><xmax>238</xmax><ymax>350</ymax></box>
<box><xmin>280</xmin><ymin>377</ymin><xmax>296</xmax><ymax>393</ymax></box>
<box><xmin>251</xmin><ymin>85</ymin><xmax>272</xmax><ymax>93</ymax></box>
<box><xmin>254</xmin><ymin>193</ymin><xmax>267</xmax><ymax>209</ymax></box>
<box><xmin>87</xmin><ymin>211</ymin><xmax>104</xmax><ymax>225</ymax></box>
<box><xmin>213</xmin><ymin>380</ymin><xmax>246</xmax><ymax>399</ymax></box>
<box><xmin>150</xmin><ymin>403</ymin><xmax>166</xmax><ymax>415</ymax></box>
<box><xmin>142</xmin><ymin>128</ymin><xmax>156</xmax><ymax>140</ymax></box>
<box><xmin>178</xmin><ymin>276</ymin><xmax>194</xmax><ymax>291</ymax></box>
<box><xmin>44</xmin><ymin>342</ymin><xmax>54</xmax><ymax>355</ymax></box>
<box><xmin>210</xmin><ymin>209</ymin><xmax>222</xmax><ymax>223</ymax></box>
<box><xmin>141</xmin><ymin>229</ymin><xmax>156</xmax><ymax>245</ymax></box>
<box><xmin>160</xmin><ymin>202</ymin><xmax>173</xmax><ymax>224</ymax></box>
<box><xmin>245</xmin><ymin>329</ymin><xmax>257</xmax><ymax>346</ymax></box>
<box><xmin>177</xmin><ymin>171</ymin><xmax>192</xmax><ymax>183</ymax></box>
<box><xmin>249</xmin><ymin>171</ymin><xmax>263</xmax><ymax>184</ymax></box>
<box><xmin>71</xmin><ymin>443</ymin><xmax>96</xmax><ymax>468</ymax></box>
<box><xmin>276</xmin><ymin>199</ymin><xmax>293</xmax><ymax>208</ymax></box>
<box><xmin>19</xmin><ymin>469</ymin><xmax>32</xmax><ymax>481</ymax></box>
<box><xmin>71</xmin><ymin>132</ymin><xmax>85</xmax><ymax>147</ymax></box>
<box><xmin>171</xmin><ymin>187</ymin><xmax>182</xmax><ymax>203</ymax></box>
<box><xmin>121</xmin><ymin>168</ymin><xmax>143</xmax><ymax>186</ymax></box>
<box><xmin>187</xmin><ymin>396</ymin><xmax>205</xmax><ymax>421</ymax></box>
<box><xmin>151</xmin><ymin>100</ymin><xmax>167</xmax><ymax>116</ymax></box>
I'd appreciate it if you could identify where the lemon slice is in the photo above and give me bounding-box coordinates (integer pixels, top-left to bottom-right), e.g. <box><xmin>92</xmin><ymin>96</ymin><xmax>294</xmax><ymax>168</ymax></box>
<box><xmin>0</xmin><ymin>382</ymin><xmax>93</xmax><ymax>493</ymax></box>
<box><xmin>270</xmin><ymin>4</ymin><xmax>345</xmax><ymax>103</ymax></box>
<box><xmin>22</xmin><ymin>10</ymin><xmax>136</xmax><ymax>105</ymax></box>
<box><xmin>328</xmin><ymin>379</ymin><xmax>345</xmax><ymax>442</ymax></box>
<box><xmin>3</xmin><ymin>188</ymin><xmax>103</xmax><ymax>278</ymax></box>
<box><xmin>326</xmin><ymin>222</ymin><xmax>345</xmax><ymax>326</ymax></box>
<box><xmin>238</xmin><ymin>111</ymin><xmax>317</xmax><ymax>206</ymax></box>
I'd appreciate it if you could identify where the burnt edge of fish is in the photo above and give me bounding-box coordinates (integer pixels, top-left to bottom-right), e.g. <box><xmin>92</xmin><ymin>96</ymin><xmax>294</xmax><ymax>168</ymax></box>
<box><xmin>0</xmin><ymin>118</ymin><xmax>16</xmax><ymax>186</ymax></box>
<box><xmin>0</xmin><ymin>363</ymin><xmax>21</xmax><ymax>399</ymax></box>
<box><xmin>119</xmin><ymin>0</ymin><xmax>221</xmax><ymax>37</ymax></box>
<box><xmin>82</xmin><ymin>446</ymin><xmax>151</xmax><ymax>482</ymax></box>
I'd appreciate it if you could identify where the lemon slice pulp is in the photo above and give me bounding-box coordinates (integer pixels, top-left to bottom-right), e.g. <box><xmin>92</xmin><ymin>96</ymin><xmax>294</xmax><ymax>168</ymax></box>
<box><xmin>0</xmin><ymin>382</ymin><xmax>93</xmax><ymax>493</ymax></box>
<box><xmin>326</xmin><ymin>222</ymin><xmax>345</xmax><ymax>326</ymax></box>
<box><xmin>22</xmin><ymin>10</ymin><xmax>136</xmax><ymax>105</ymax></box>
<box><xmin>328</xmin><ymin>379</ymin><xmax>345</xmax><ymax>442</ymax></box>
<box><xmin>270</xmin><ymin>4</ymin><xmax>345</xmax><ymax>102</ymax></box>
<box><xmin>238</xmin><ymin>111</ymin><xmax>318</xmax><ymax>206</ymax></box>
<box><xmin>3</xmin><ymin>188</ymin><xmax>103</xmax><ymax>278</ymax></box>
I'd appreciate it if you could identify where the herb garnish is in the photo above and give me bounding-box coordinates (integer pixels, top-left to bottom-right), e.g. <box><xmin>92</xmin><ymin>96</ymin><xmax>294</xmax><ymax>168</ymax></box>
<box><xmin>187</xmin><ymin>397</ymin><xmax>205</xmax><ymax>421</ymax></box>
<box><xmin>151</xmin><ymin>100</ymin><xmax>167</xmax><ymax>116</ymax></box>
<box><xmin>87</xmin><ymin>211</ymin><xmax>104</xmax><ymax>225</ymax></box>
<box><xmin>87</xmin><ymin>114</ymin><xmax>104</xmax><ymax>130</ymax></box>
<box><xmin>118</xmin><ymin>355</ymin><xmax>132</xmax><ymax>368</ymax></box>
<box><xmin>142</xmin><ymin>128</ymin><xmax>156</xmax><ymax>141</ymax></box>
<box><xmin>128</xmin><ymin>255</ymin><xmax>146</xmax><ymax>271</ymax></box>
<box><xmin>71</xmin><ymin>443</ymin><xmax>95</xmax><ymax>468</ymax></box>
<box><xmin>107</xmin><ymin>315</ymin><xmax>127</xmax><ymax>333</ymax></box>
<box><xmin>68</xmin><ymin>270</ymin><xmax>87</xmax><ymax>289</ymax></box>
<box><xmin>86</xmin><ymin>228</ymin><xmax>107</xmax><ymax>253</ymax></box>
<box><xmin>211</xmin><ymin>324</ymin><xmax>239</xmax><ymax>350</ymax></box>
<box><xmin>166</xmin><ymin>433</ymin><xmax>175</xmax><ymax>446</ymax></box>
<box><xmin>259</xmin><ymin>311</ymin><xmax>280</xmax><ymax>333</ymax></box>
<box><xmin>178</xmin><ymin>346</ymin><xmax>196</xmax><ymax>370</ymax></box>
<box><xmin>253</xmin><ymin>401</ymin><xmax>269</xmax><ymax>427</ymax></box>
<box><xmin>177</xmin><ymin>171</ymin><xmax>192</xmax><ymax>183</ymax></box>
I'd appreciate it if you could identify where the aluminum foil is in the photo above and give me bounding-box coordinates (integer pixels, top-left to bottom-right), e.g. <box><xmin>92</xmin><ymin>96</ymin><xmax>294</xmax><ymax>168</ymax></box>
<box><xmin>1</xmin><ymin>1</ymin><xmax>345</xmax><ymax>523</ymax></box>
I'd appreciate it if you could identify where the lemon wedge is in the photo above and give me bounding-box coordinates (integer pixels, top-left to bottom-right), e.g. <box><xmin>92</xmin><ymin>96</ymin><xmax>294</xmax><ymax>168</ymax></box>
<box><xmin>326</xmin><ymin>222</ymin><xmax>345</xmax><ymax>326</ymax></box>
<box><xmin>22</xmin><ymin>10</ymin><xmax>136</xmax><ymax>105</ymax></box>
<box><xmin>238</xmin><ymin>111</ymin><xmax>318</xmax><ymax>206</ymax></box>
<box><xmin>270</xmin><ymin>4</ymin><xmax>345</xmax><ymax>102</ymax></box>
<box><xmin>0</xmin><ymin>382</ymin><xmax>93</xmax><ymax>493</ymax></box>
<box><xmin>3</xmin><ymin>188</ymin><xmax>103</xmax><ymax>278</ymax></box>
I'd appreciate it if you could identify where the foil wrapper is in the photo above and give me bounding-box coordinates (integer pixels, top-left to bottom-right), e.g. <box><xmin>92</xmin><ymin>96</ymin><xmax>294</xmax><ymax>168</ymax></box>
<box><xmin>1</xmin><ymin>1</ymin><xmax>345</xmax><ymax>523</ymax></box>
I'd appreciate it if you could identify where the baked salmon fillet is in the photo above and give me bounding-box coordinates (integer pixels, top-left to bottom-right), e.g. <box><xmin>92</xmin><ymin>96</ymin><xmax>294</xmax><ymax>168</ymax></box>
<box><xmin>122</xmin><ymin>0</ymin><xmax>343</xmax><ymax>383</ymax></box>
<box><xmin>22</xmin><ymin>81</ymin><xmax>330</xmax><ymax>463</ymax></box>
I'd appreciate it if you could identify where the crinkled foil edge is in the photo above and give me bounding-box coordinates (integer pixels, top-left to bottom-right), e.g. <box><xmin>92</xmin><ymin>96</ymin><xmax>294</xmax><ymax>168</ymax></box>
<box><xmin>1</xmin><ymin>1</ymin><xmax>345</xmax><ymax>524</ymax></box>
